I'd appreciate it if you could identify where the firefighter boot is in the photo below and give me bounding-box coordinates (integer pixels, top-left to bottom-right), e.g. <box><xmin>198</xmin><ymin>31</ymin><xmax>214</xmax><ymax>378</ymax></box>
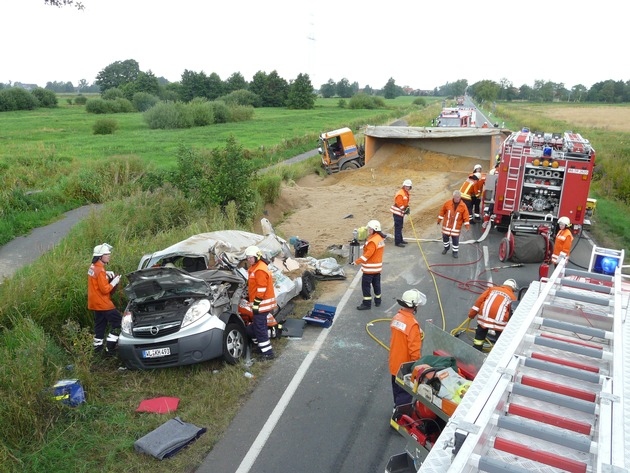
<box><xmin>453</xmin><ymin>252</ymin><xmax>459</xmax><ymax>259</ymax></box>
<box><xmin>374</xmin><ymin>296</ymin><xmax>382</xmax><ymax>307</ymax></box>
<box><xmin>105</xmin><ymin>341</ymin><xmax>118</xmax><ymax>357</ymax></box>
<box><xmin>357</xmin><ymin>301</ymin><xmax>371</xmax><ymax>311</ymax></box>
<box><xmin>472</xmin><ymin>339</ymin><xmax>484</xmax><ymax>351</ymax></box>
<box><xmin>441</xmin><ymin>245</ymin><xmax>450</xmax><ymax>255</ymax></box>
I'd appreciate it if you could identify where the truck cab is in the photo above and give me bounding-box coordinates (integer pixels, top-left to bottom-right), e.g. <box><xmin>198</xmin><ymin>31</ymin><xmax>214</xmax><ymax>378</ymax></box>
<box><xmin>318</xmin><ymin>127</ymin><xmax>365</xmax><ymax>173</ymax></box>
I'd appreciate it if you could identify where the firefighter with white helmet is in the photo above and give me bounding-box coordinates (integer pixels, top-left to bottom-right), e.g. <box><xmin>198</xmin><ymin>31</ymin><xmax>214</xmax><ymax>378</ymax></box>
<box><xmin>244</xmin><ymin>245</ymin><xmax>277</xmax><ymax>360</ymax></box>
<box><xmin>389</xmin><ymin>289</ymin><xmax>427</xmax><ymax>406</ymax></box>
<box><xmin>390</xmin><ymin>179</ymin><xmax>413</xmax><ymax>247</ymax></box>
<box><xmin>355</xmin><ymin>220</ymin><xmax>386</xmax><ymax>310</ymax></box>
<box><xmin>87</xmin><ymin>243</ymin><xmax>122</xmax><ymax>355</ymax></box>
<box><xmin>468</xmin><ymin>279</ymin><xmax>517</xmax><ymax>351</ymax></box>
<box><xmin>437</xmin><ymin>190</ymin><xmax>470</xmax><ymax>258</ymax></box>
<box><xmin>552</xmin><ymin>216</ymin><xmax>573</xmax><ymax>269</ymax></box>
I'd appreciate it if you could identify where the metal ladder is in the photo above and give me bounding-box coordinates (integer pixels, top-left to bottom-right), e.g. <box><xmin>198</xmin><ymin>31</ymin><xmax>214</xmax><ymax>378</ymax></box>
<box><xmin>418</xmin><ymin>253</ymin><xmax>629</xmax><ymax>473</ymax></box>
<box><xmin>502</xmin><ymin>145</ymin><xmax>525</xmax><ymax>212</ymax></box>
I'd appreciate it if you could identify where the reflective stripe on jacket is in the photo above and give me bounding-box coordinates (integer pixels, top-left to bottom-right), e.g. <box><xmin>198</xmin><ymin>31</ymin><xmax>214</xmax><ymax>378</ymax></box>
<box><xmin>469</xmin><ymin>285</ymin><xmax>516</xmax><ymax>331</ymax></box>
<box><xmin>390</xmin><ymin>188</ymin><xmax>410</xmax><ymax>217</ymax></box>
<box><xmin>459</xmin><ymin>177</ymin><xmax>477</xmax><ymax>201</ymax></box>
<box><xmin>389</xmin><ymin>308</ymin><xmax>422</xmax><ymax>376</ymax></box>
<box><xmin>438</xmin><ymin>199</ymin><xmax>470</xmax><ymax>236</ymax></box>
<box><xmin>248</xmin><ymin>260</ymin><xmax>278</xmax><ymax>313</ymax></box>
<box><xmin>552</xmin><ymin>228</ymin><xmax>573</xmax><ymax>264</ymax></box>
<box><xmin>355</xmin><ymin>232</ymin><xmax>385</xmax><ymax>274</ymax></box>
<box><xmin>87</xmin><ymin>260</ymin><xmax>115</xmax><ymax>311</ymax></box>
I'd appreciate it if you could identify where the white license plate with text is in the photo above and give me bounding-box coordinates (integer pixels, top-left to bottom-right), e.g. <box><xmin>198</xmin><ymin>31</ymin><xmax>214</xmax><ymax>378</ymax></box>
<box><xmin>142</xmin><ymin>347</ymin><xmax>171</xmax><ymax>358</ymax></box>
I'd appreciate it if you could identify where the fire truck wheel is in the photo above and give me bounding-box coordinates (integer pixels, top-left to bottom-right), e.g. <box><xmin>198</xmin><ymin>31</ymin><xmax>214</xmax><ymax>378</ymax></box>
<box><xmin>499</xmin><ymin>238</ymin><xmax>510</xmax><ymax>262</ymax></box>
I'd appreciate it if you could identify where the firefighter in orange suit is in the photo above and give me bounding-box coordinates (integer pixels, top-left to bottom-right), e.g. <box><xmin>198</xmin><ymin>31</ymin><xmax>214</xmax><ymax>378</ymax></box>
<box><xmin>468</xmin><ymin>279</ymin><xmax>517</xmax><ymax>351</ymax></box>
<box><xmin>390</xmin><ymin>179</ymin><xmax>412</xmax><ymax>247</ymax></box>
<box><xmin>389</xmin><ymin>289</ymin><xmax>426</xmax><ymax>407</ymax></box>
<box><xmin>471</xmin><ymin>164</ymin><xmax>486</xmax><ymax>221</ymax></box>
<box><xmin>459</xmin><ymin>172</ymin><xmax>481</xmax><ymax>224</ymax></box>
<box><xmin>552</xmin><ymin>216</ymin><xmax>574</xmax><ymax>269</ymax></box>
<box><xmin>88</xmin><ymin>243</ymin><xmax>122</xmax><ymax>355</ymax></box>
<box><xmin>355</xmin><ymin>220</ymin><xmax>386</xmax><ymax>310</ymax></box>
<box><xmin>437</xmin><ymin>190</ymin><xmax>470</xmax><ymax>259</ymax></box>
<box><xmin>245</xmin><ymin>245</ymin><xmax>277</xmax><ymax>360</ymax></box>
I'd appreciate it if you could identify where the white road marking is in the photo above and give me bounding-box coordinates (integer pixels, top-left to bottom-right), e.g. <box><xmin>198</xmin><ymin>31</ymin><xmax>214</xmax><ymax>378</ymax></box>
<box><xmin>235</xmin><ymin>268</ymin><xmax>364</xmax><ymax>473</ymax></box>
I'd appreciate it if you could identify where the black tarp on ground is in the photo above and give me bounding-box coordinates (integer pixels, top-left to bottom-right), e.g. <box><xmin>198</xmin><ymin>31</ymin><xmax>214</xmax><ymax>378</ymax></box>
<box><xmin>511</xmin><ymin>234</ymin><xmax>547</xmax><ymax>263</ymax></box>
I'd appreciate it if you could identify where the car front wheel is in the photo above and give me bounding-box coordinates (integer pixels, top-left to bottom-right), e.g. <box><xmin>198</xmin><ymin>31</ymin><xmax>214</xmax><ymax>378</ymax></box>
<box><xmin>223</xmin><ymin>322</ymin><xmax>246</xmax><ymax>365</ymax></box>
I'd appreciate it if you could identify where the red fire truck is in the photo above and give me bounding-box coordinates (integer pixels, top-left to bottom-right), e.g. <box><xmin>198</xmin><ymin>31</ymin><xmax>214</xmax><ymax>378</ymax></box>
<box><xmin>483</xmin><ymin>129</ymin><xmax>597</xmax><ymax>261</ymax></box>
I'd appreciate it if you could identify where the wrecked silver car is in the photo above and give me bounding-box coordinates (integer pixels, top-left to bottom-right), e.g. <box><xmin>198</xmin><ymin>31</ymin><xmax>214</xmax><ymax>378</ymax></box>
<box><xmin>117</xmin><ymin>229</ymin><xmax>316</xmax><ymax>369</ymax></box>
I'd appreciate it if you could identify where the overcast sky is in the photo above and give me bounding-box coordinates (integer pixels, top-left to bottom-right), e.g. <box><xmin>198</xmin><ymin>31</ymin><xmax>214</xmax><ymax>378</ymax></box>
<box><xmin>3</xmin><ymin>0</ymin><xmax>627</xmax><ymax>91</ymax></box>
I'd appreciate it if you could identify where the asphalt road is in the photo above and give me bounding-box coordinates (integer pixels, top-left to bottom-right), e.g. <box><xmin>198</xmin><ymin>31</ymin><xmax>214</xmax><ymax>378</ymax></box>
<box><xmin>197</xmin><ymin>221</ymin><xmax>599</xmax><ymax>473</ymax></box>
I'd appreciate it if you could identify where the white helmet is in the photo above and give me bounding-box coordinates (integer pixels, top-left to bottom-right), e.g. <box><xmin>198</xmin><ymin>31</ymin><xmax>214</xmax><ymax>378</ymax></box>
<box><xmin>244</xmin><ymin>245</ymin><xmax>262</xmax><ymax>259</ymax></box>
<box><xmin>93</xmin><ymin>243</ymin><xmax>112</xmax><ymax>257</ymax></box>
<box><xmin>503</xmin><ymin>279</ymin><xmax>517</xmax><ymax>291</ymax></box>
<box><xmin>399</xmin><ymin>289</ymin><xmax>427</xmax><ymax>308</ymax></box>
<box><xmin>402</xmin><ymin>179</ymin><xmax>412</xmax><ymax>188</ymax></box>
<box><xmin>558</xmin><ymin>216</ymin><xmax>571</xmax><ymax>226</ymax></box>
<box><xmin>473</xmin><ymin>172</ymin><xmax>482</xmax><ymax>180</ymax></box>
<box><xmin>473</xmin><ymin>164</ymin><xmax>482</xmax><ymax>172</ymax></box>
<box><xmin>367</xmin><ymin>220</ymin><xmax>381</xmax><ymax>232</ymax></box>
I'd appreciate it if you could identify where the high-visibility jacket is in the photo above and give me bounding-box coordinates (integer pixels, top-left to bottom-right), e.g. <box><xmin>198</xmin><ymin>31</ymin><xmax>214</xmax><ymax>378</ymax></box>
<box><xmin>389</xmin><ymin>307</ymin><xmax>422</xmax><ymax>376</ymax></box>
<box><xmin>390</xmin><ymin>188</ymin><xmax>410</xmax><ymax>217</ymax></box>
<box><xmin>438</xmin><ymin>199</ymin><xmax>470</xmax><ymax>236</ymax></box>
<box><xmin>459</xmin><ymin>176</ymin><xmax>479</xmax><ymax>201</ymax></box>
<box><xmin>87</xmin><ymin>260</ymin><xmax>116</xmax><ymax>311</ymax></box>
<box><xmin>355</xmin><ymin>232</ymin><xmax>385</xmax><ymax>274</ymax></box>
<box><xmin>247</xmin><ymin>260</ymin><xmax>277</xmax><ymax>314</ymax></box>
<box><xmin>552</xmin><ymin>228</ymin><xmax>574</xmax><ymax>264</ymax></box>
<box><xmin>475</xmin><ymin>173</ymin><xmax>486</xmax><ymax>198</ymax></box>
<box><xmin>469</xmin><ymin>285</ymin><xmax>516</xmax><ymax>331</ymax></box>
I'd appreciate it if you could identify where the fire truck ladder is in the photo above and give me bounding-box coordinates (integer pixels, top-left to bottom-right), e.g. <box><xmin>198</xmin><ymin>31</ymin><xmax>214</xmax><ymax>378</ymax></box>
<box><xmin>502</xmin><ymin>145</ymin><xmax>525</xmax><ymax>213</ymax></box>
<box><xmin>418</xmin><ymin>251</ymin><xmax>629</xmax><ymax>473</ymax></box>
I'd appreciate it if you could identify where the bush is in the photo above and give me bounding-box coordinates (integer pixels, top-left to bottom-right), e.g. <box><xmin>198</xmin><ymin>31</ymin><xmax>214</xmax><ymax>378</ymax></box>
<box><xmin>143</xmin><ymin>101</ymin><xmax>193</xmax><ymax>129</ymax></box>
<box><xmin>412</xmin><ymin>97</ymin><xmax>427</xmax><ymax>106</ymax></box>
<box><xmin>0</xmin><ymin>87</ymin><xmax>38</xmax><ymax>111</ymax></box>
<box><xmin>31</xmin><ymin>87</ymin><xmax>58</xmax><ymax>108</ymax></box>
<box><xmin>188</xmin><ymin>97</ymin><xmax>215</xmax><ymax>126</ymax></box>
<box><xmin>349</xmin><ymin>93</ymin><xmax>385</xmax><ymax>109</ymax></box>
<box><xmin>66</xmin><ymin>98</ymin><xmax>73</xmax><ymax>105</ymax></box>
<box><xmin>220</xmin><ymin>89</ymin><xmax>262</xmax><ymax>107</ymax></box>
<box><xmin>101</xmin><ymin>87</ymin><xmax>124</xmax><ymax>100</ymax></box>
<box><xmin>74</xmin><ymin>94</ymin><xmax>88</xmax><ymax>105</ymax></box>
<box><xmin>132</xmin><ymin>92</ymin><xmax>159</xmax><ymax>112</ymax></box>
<box><xmin>211</xmin><ymin>100</ymin><xmax>231</xmax><ymax>123</ymax></box>
<box><xmin>93</xmin><ymin>118</ymin><xmax>118</xmax><ymax>135</ymax></box>
<box><xmin>109</xmin><ymin>97</ymin><xmax>135</xmax><ymax>113</ymax></box>
<box><xmin>338</xmin><ymin>99</ymin><xmax>346</xmax><ymax>108</ymax></box>
<box><xmin>228</xmin><ymin>104</ymin><xmax>255</xmax><ymax>122</ymax></box>
<box><xmin>85</xmin><ymin>98</ymin><xmax>110</xmax><ymax>114</ymax></box>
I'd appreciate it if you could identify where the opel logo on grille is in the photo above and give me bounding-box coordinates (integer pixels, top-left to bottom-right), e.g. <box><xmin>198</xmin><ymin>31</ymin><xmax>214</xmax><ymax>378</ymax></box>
<box><xmin>150</xmin><ymin>326</ymin><xmax>160</xmax><ymax>335</ymax></box>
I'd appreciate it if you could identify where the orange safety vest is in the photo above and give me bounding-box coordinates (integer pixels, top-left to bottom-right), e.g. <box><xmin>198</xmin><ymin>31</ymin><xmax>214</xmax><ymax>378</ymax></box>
<box><xmin>438</xmin><ymin>199</ymin><xmax>470</xmax><ymax>236</ymax></box>
<box><xmin>469</xmin><ymin>285</ymin><xmax>516</xmax><ymax>331</ymax></box>
<box><xmin>87</xmin><ymin>260</ymin><xmax>116</xmax><ymax>311</ymax></box>
<box><xmin>389</xmin><ymin>307</ymin><xmax>423</xmax><ymax>376</ymax></box>
<box><xmin>247</xmin><ymin>260</ymin><xmax>278</xmax><ymax>314</ymax></box>
<box><xmin>552</xmin><ymin>228</ymin><xmax>574</xmax><ymax>264</ymax></box>
<box><xmin>459</xmin><ymin>176</ymin><xmax>478</xmax><ymax>201</ymax></box>
<box><xmin>355</xmin><ymin>232</ymin><xmax>385</xmax><ymax>274</ymax></box>
<box><xmin>390</xmin><ymin>188</ymin><xmax>410</xmax><ymax>217</ymax></box>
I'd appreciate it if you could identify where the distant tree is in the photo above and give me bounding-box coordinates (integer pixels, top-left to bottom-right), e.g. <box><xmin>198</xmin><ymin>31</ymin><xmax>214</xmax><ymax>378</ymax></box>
<box><xmin>363</xmin><ymin>85</ymin><xmax>373</xmax><ymax>95</ymax></box>
<box><xmin>261</xmin><ymin>70</ymin><xmax>288</xmax><ymax>107</ymax></box>
<box><xmin>336</xmin><ymin>78</ymin><xmax>353</xmax><ymax>98</ymax></box>
<box><xmin>351</xmin><ymin>81</ymin><xmax>360</xmax><ymax>95</ymax></box>
<box><xmin>570</xmin><ymin>84</ymin><xmax>587</xmax><ymax>102</ymax></box>
<box><xmin>471</xmin><ymin>80</ymin><xmax>499</xmax><ymax>103</ymax></box>
<box><xmin>249</xmin><ymin>71</ymin><xmax>268</xmax><ymax>99</ymax></box>
<box><xmin>207</xmin><ymin>72</ymin><xmax>224</xmax><ymax>100</ymax></box>
<box><xmin>121</xmin><ymin>70</ymin><xmax>160</xmax><ymax>100</ymax></box>
<box><xmin>31</xmin><ymin>87</ymin><xmax>58</xmax><ymax>107</ymax></box>
<box><xmin>320</xmin><ymin>79</ymin><xmax>336</xmax><ymax>98</ymax></box>
<box><xmin>95</xmin><ymin>59</ymin><xmax>140</xmax><ymax>92</ymax></box>
<box><xmin>225</xmin><ymin>72</ymin><xmax>248</xmax><ymax>93</ymax></box>
<box><xmin>180</xmin><ymin>69</ymin><xmax>209</xmax><ymax>102</ymax></box>
<box><xmin>77</xmin><ymin>79</ymin><xmax>88</xmax><ymax>92</ymax></box>
<box><xmin>383</xmin><ymin>78</ymin><xmax>399</xmax><ymax>99</ymax></box>
<box><xmin>286</xmin><ymin>73</ymin><xmax>316</xmax><ymax>109</ymax></box>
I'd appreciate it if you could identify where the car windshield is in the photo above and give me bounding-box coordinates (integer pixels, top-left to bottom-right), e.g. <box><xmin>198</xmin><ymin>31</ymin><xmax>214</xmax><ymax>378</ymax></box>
<box><xmin>125</xmin><ymin>268</ymin><xmax>209</xmax><ymax>302</ymax></box>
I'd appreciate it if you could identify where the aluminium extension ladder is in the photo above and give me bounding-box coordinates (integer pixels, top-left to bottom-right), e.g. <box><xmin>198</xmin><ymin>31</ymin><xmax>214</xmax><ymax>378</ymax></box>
<box><xmin>417</xmin><ymin>251</ymin><xmax>629</xmax><ymax>473</ymax></box>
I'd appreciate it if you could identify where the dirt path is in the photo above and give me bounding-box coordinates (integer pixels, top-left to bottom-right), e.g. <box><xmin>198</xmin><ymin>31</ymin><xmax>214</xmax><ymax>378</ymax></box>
<box><xmin>262</xmin><ymin>145</ymin><xmax>481</xmax><ymax>256</ymax></box>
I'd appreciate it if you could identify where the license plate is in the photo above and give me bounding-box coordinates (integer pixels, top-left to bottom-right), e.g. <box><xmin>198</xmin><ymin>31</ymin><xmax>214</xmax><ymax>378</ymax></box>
<box><xmin>142</xmin><ymin>347</ymin><xmax>171</xmax><ymax>358</ymax></box>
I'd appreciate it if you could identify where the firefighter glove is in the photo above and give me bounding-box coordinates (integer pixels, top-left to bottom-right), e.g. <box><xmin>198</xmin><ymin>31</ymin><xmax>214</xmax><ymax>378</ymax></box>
<box><xmin>252</xmin><ymin>298</ymin><xmax>261</xmax><ymax>315</ymax></box>
<box><xmin>106</xmin><ymin>271</ymin><xmax>115</xmax><ymax>280</ymax></box>
<box><xmin>110</xmin><ymin>275</ymin><xmax>121</xmax><ymax>288</ymax></box>
<box><xmin>468</xmin><ymin>310</ymin><xmax>476</xmax><ymax>319</ymax></box>
<box><xmin>404</xmin><ymin>207</ymin><xmax>411</xmax><ymax>215</ymax></box>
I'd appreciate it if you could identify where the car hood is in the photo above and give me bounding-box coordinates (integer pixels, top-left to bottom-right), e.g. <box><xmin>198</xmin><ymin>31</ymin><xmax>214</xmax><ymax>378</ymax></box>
<box><xmin>124</xmin><ymin>267</ymin><xmax>209</xmax><ymax>302</ymax></box>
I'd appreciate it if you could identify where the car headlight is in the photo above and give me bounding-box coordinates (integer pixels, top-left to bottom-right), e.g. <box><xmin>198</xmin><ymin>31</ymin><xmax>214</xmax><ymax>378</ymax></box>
<box><xmin>122</xmin><ymin>311</ymin><xmax>133</xmax><ymax>335</ymax></box>
<box><xmin>182</xmin><ymin>299</ymin><xmax>212</xmax><ymax>328</ymax></box>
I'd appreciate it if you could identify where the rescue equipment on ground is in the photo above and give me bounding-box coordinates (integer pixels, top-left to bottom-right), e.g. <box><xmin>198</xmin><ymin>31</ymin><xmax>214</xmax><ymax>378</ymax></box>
<box><xmin>303</xmin><ymin>303</ymin><xmax>336</xmax><ymax>328</ymax></box>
